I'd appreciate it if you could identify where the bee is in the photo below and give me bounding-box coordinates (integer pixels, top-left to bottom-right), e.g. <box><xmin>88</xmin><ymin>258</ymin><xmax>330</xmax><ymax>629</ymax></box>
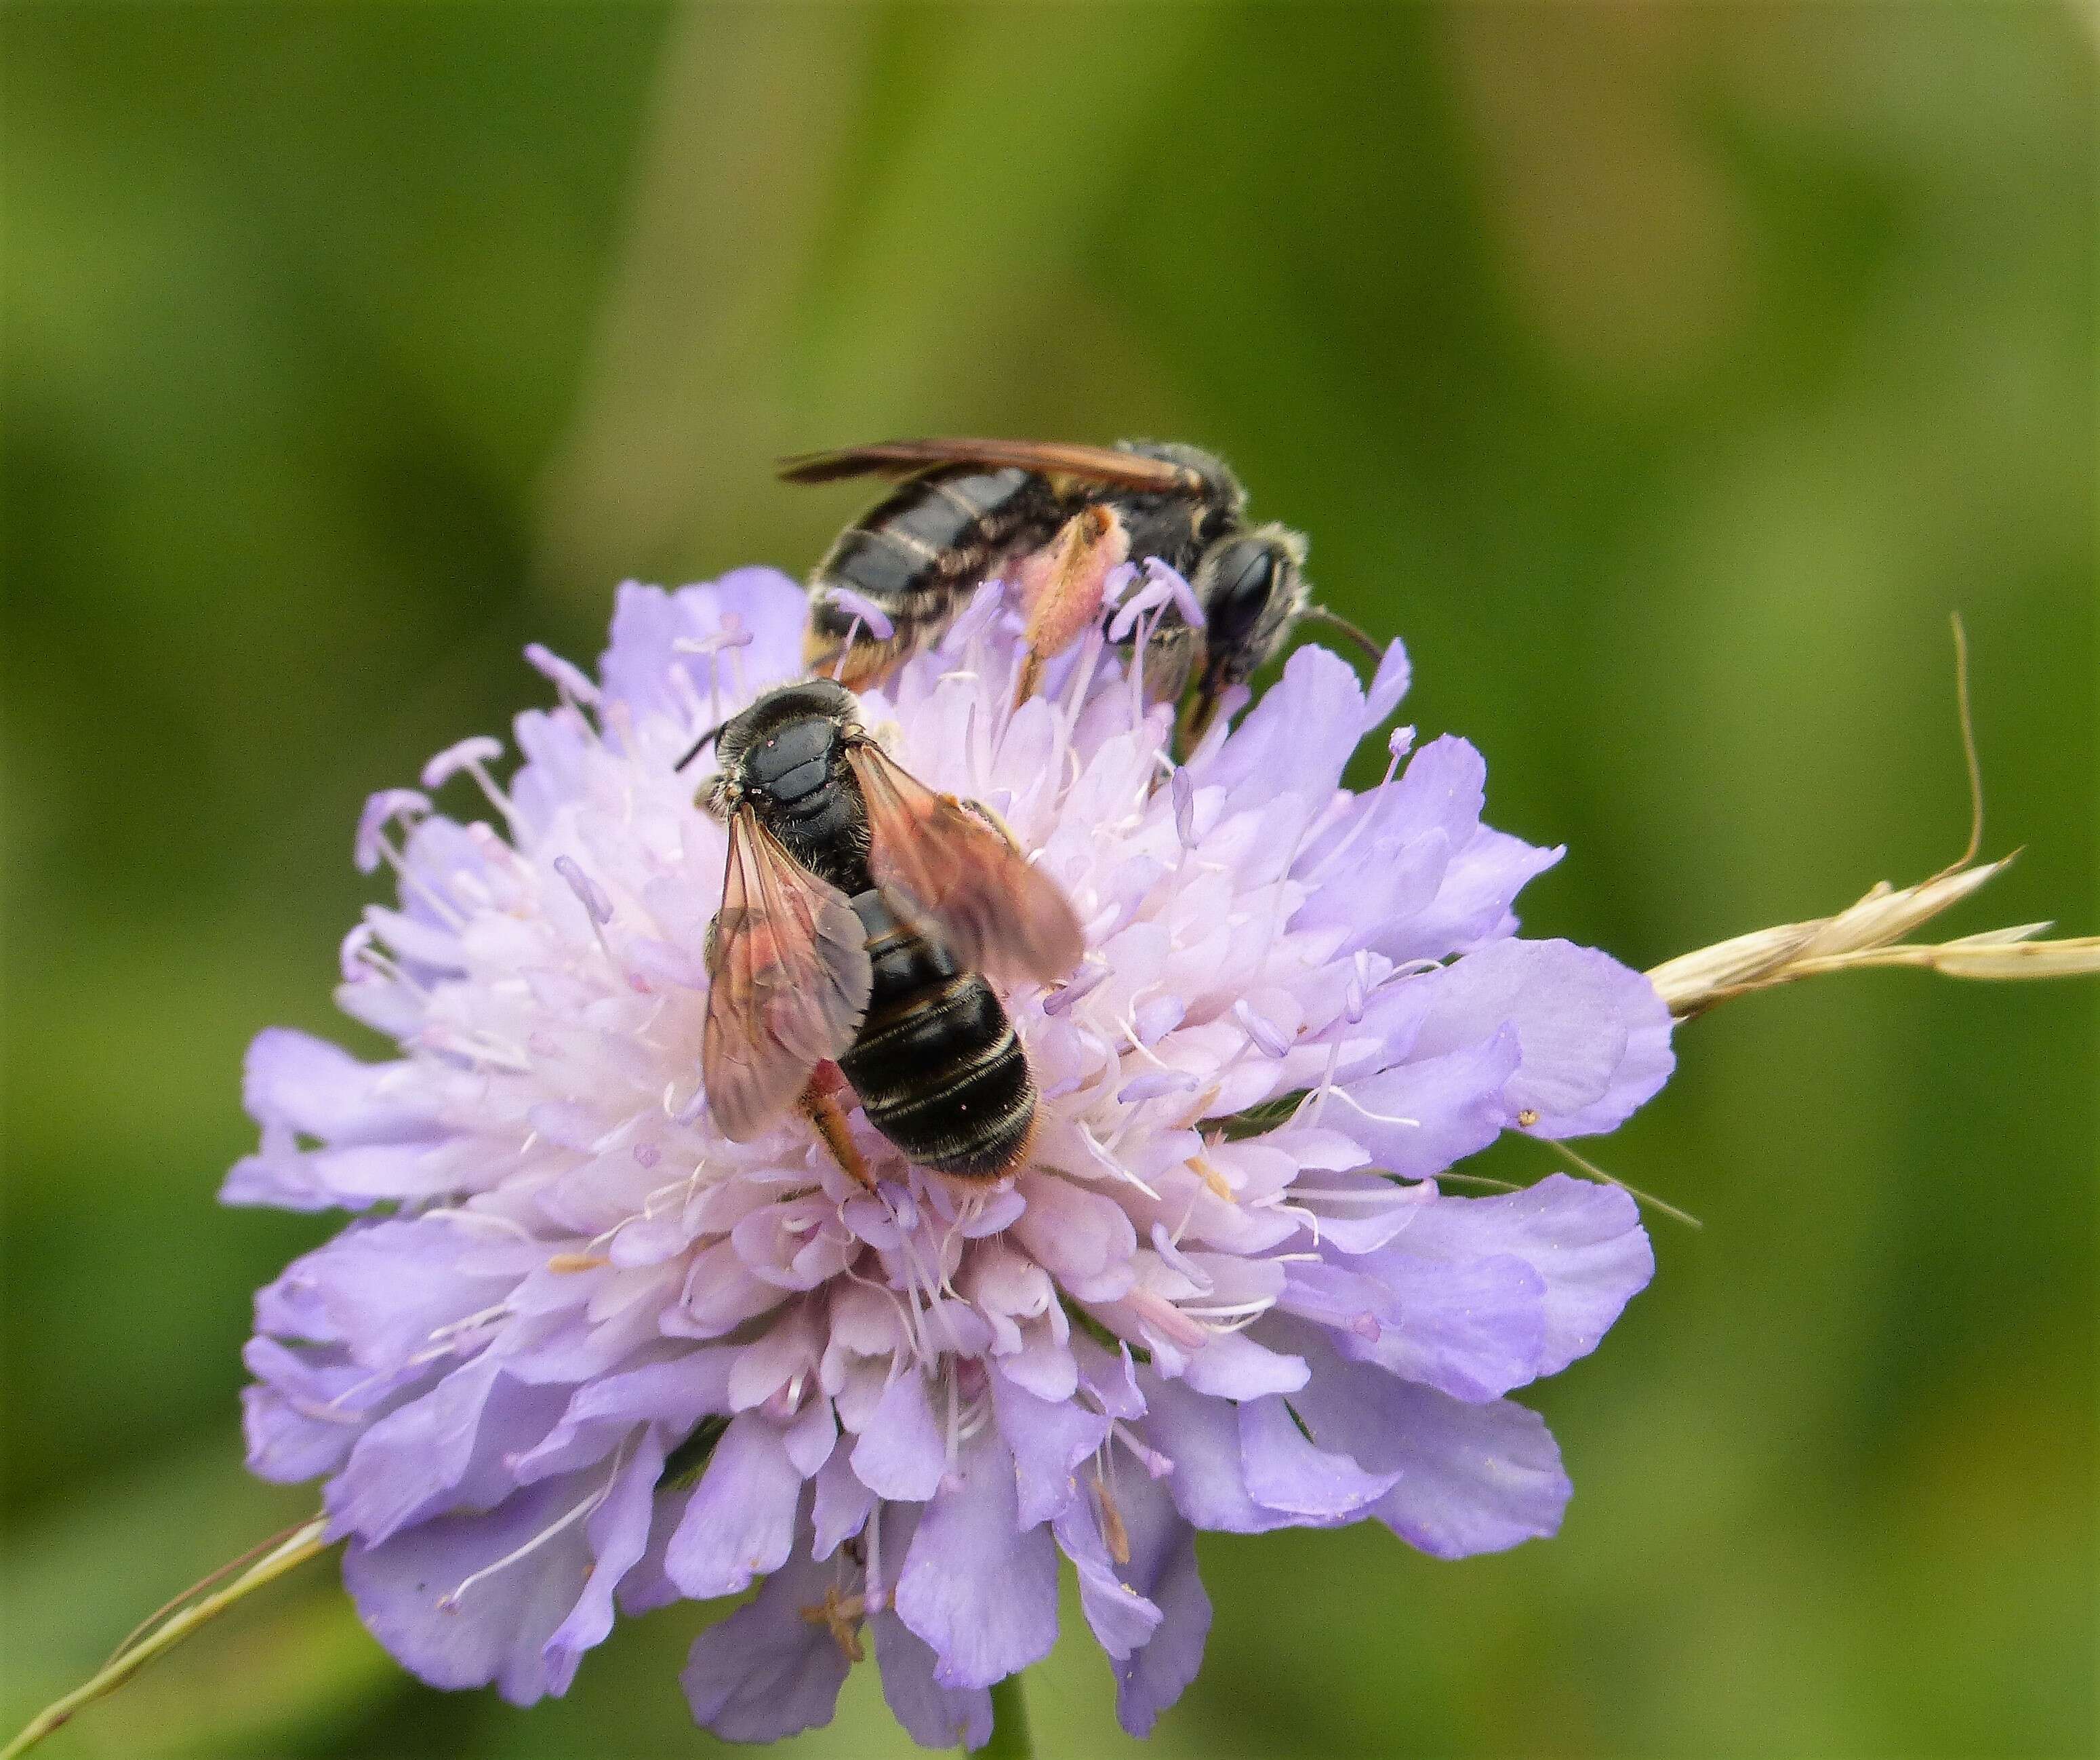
<box><xmin>692</xmin><ymin>677</ymin><xmax>1083</xmax><ymax>1183</ymax></box>
<box><xmin>783</xmin><ymin>437</ymin><xmax>1383</xmax><ymax>744</ymax></box>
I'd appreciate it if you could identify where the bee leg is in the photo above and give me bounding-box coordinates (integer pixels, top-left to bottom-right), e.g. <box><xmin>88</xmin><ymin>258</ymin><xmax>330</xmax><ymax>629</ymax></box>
<box><xmin>799</xmin><ymin>1062</ymin><xmax>875</xmax><ymax>1191</ymax></box>
<box><xmin>1013</xmin><ymin>504</ymin><xmax>1130</xmax><ymax>707</ymax></box>
<box><xmin>954</xmin><ymin>796</ymin><xmax>1024</xmax><ymax>854</ymax></box>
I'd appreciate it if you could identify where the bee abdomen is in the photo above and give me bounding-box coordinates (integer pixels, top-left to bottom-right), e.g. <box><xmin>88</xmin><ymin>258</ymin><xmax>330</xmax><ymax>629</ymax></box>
<box><xmin>808</xmin><ymin>466</ymin><xmax>1060</xmax><ymax>649</ymax></box>
<box><xmin>839</xmin><ymin>893</ymin><xmax>1037</xmax><ymax>1180</ymax></box>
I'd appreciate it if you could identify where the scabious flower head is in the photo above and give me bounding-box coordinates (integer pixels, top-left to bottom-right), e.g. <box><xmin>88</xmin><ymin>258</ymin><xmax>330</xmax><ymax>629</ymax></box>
<box><xmin>229</xmin><ymin>567</ymin><xmax>1674</xmax><ymax>1745</ymax></box>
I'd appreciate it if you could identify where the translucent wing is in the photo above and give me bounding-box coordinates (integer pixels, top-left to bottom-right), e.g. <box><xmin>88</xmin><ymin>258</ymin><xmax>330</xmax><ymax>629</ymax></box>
<box><xmin>846</xmin><ymin>743</ymin><xmax>1085</xmax><ymax>988</ymax></box>
<box><xmin>778</xmin><ymin>437</ymin><xmax>1200</xmax><ymax>495</ymax></box>
<box><xmin>701</xmin><ymin>809</ymin><xmax>872</xmax><ymax>1140</ymax></box>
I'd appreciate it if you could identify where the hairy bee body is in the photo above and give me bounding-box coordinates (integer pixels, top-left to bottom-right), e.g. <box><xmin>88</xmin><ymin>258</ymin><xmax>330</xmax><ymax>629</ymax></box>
<box><xmin>841</xmin><ymin>888</ymin><xmax>1032</xmax><ymax>1178</ymax></box>
<box><xmin>805</xmin><ymin>466</ymin><xmax>1059</xmax><ymax>678</ymax></box>
<box><xmin>708</xmin><ymin>679</ymin><xmax>1043</xmax><ymax>1180</ymax></box>
<box><xmin>801</xmin><ymin>443</ymin><xmax>1243</xmax><ymax>683</ymax></box>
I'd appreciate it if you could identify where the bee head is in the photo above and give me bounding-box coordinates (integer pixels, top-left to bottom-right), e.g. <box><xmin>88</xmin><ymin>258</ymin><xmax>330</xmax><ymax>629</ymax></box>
<box><xmin>1193</xmin><ymin>523</ymin><xmax>1310</xmax><ymax>686</ymax></box>
<box><xmin>710</xmin><ymin>678</ymin><xmax>861</xmax><ymax>774</ymax></box>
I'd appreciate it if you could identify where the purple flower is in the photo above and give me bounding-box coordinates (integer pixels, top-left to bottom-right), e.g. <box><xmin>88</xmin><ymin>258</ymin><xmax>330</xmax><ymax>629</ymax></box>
<box><xmin>228</xmin><ymin>569</ymin><xmax>1672</xmax><ymax>1742</ymax></box>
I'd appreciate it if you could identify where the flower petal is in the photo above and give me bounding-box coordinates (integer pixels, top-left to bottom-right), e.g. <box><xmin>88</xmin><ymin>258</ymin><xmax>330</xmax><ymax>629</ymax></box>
<box><xmin>1107</xmin><ymin>1465</ymin><xmax>1211</xmax><ymax>1738</ymax></box>
<box><xmin>1238</xmin><ymin>1393</ymin><xmax>1399</xmax><ymax>1519</ymax></box>
<box><xmin>850</xmin><ymin>1371</ymin><xmax>947</xmax><ymax>1502</ymax></box>
<box><xmin>1410</xmin><ymin>938</ymin><xmax>1674</xmax><ymax>1137</ymax></box>
<box><xmin>873</xmin><ymin>1607</ymin><xmax>994</xmax><ymax>1751</ymax></box>
<box><xmin>344</xmin><ymin>1462</ymin><xmax>615</xmax><ymax>1706</ymax></box>
<box><xmin>1388</xmin><ymin>1175</ymin><xmax>1652</xmax><ymax>1379</ymax></box>
<box><xmin>992</xmin><ymin>1367</ymin><xmax>1112</xmax><ymax>1527</ymax></box>
<box><xmin>893</xmin><ymin>1428</ymin><xmax>1059</xmax><ymax>1689</ymax></box>
<box><xmin>664</xmin><ymin>1413</ymin><xmax>801</xmax><ymax>1598</ymax></box>
<box><xmin>680</xmin><ymin>1520</ymin><xmax>851</xmax><ymax>1742</ymax></box>
<box><xmin>1280</xmin><ymin>1323</ymin><xmax>1571</xmax><ymax>1557</ymax></box>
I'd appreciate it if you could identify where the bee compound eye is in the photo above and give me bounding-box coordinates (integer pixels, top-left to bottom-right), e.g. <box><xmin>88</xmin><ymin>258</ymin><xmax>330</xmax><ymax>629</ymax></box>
<box><xmin>1206</xmin><ymin>541</ymin><xmax>1280</xmax><ymax>644</ymax></box>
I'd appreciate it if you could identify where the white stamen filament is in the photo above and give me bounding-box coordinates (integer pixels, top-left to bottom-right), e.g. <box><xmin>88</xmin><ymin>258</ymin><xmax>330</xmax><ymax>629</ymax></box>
<box><xmin>1302</xmin><ymin>1085</ymin><xmax>1421</xmax><ymax>1130</ymax></box>
<box><xmin>1287</xmin><ymin>1184</ymin><xmax>1418</xmax><ymax>1204</ymax></box>
<box><xmin>1304</xmin><ymin>738</ymin><xmax>1409</xmax><ymax>881</ymax></box>
<box><xmin>423</xmin><ymin>1302</ymin><xmax>512</xmax><ymax>1346</ymax></box>
<box><xmin>864</xmin><ymin>1496</ymin><xmax>885</xmax><ymax>1609</ymax></box>
<box><xmin>424</xmin><ymin>1207</ymin><xmax>537</xmax><ymax>1242</ymax></box>
<box><xmin>832</xmin><ymin>615</ymin><xmax>866</xmax><ymax>681</ymax></box>
<box><xmin>1078</xmin><ymin>1123</ymin><xmax>1163</xmax><ymax>1201</ymax></box>
<box><xmin>439</xmin><ymin>1439</ymin><xmax>629</xmax><ymax>1612</ymax></box>
<box><xmin>371</xmin><ymin>838</ymin><xmax>470</xmax><ymax>931</ymax></box>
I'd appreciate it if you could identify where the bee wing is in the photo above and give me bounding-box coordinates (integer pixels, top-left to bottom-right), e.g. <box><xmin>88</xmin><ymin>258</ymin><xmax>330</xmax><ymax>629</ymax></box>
<box><xmin>701</xmin><ymin>809</ymin><xmax>872</xmax><ymax>1140</ymax></box>
<box><xmin>779</xmin><ymin>438</ymin><xmax>1200</xmax><ymax>496</ymax></box>
<box><xmin>846</xmin><ymin>743</ymin><xmax>1085</xmax><ymax>988</ymax></box>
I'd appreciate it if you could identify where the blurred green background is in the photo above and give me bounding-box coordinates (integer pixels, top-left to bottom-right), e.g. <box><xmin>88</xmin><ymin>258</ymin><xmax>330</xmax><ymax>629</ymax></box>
<box><xmin>3</xmin><ymin>5</ymin><xmax>2094</xmax><ymax>1757</ymax></box>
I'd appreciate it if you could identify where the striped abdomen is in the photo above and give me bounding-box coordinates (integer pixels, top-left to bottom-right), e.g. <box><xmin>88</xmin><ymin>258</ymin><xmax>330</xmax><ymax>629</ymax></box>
<box><xmin>838</xmin><ymin>888</ymin><xmax>1035</xmax><ymax>1180</ymax></box>
<box><xmin>805</xmin><ymin>466</ymin><xmax>1062</xmax><ymax>676</ymax></box>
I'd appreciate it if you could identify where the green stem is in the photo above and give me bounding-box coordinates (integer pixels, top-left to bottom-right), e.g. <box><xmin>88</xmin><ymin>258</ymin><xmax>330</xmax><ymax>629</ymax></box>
<box><xmin>1</xmin><ymin>1516</ymin><xmax>333</xmax><ymax>1760</ymax></box>
<box><xmin>978</xmin><ymin>1671</ymin><xmax>1034</xmax><ymax>1758</ymax></box>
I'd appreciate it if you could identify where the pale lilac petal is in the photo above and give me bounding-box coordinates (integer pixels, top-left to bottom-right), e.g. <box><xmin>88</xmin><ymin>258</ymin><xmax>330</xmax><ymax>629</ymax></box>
<box><xmin>1409</xmin><ymin>939</ymin><xmax>1675</xmax><ymax>1137</ymax></box>
<box><xmin>344</xmin><ymin>1464</ymin><xmax>606</xmax><ymax>1706</ymax></box>
<box><xmin>328</xmin><ymin>1361</ymin><xmax>566</xmax><ymax>1544</ymax></box>
<box><xmin>1107</xmin><ymin>1466</ymin><xmax>1211</xmax><ymax>1738</ymax></box>
<box><xmin>1388</xmin><ymin>826</ymin><xmax>1562</xmax><ymax>960</ymax></box>
<box><xmin>1138</xmin><ymin>1374</ymin><xmax>1296</xmax><ymax>1536</ymax></box>
<box><xmin>1192</xmin><ymin>645</ymin><xmax>1362</xmax><ymax>812</ymax></box>
<box><xmin>1013</xmin><ymin>1173</ymin><xmax>1137</xmax><ymax>1302</ymax></box>
<box><xmin>1238</xmin><ymin>1393</ymin><xmax>1398</xmax><ymax>1519</ymax></box>
<box><xmin>1381</xmin><ymin>1176</ymin><xmax>1652</xmax><ymax>1381</ymax></box>
<box><xmin>811</xmin><ymin>1440</ymin><xmax>874</xmax><ymax>1560</ymax></box>
<box><xmin>1329</xmin><ymin>1028</ymin><xmax>1520</xmax><ymax>1176</ymax></box>
<box><xmin>542</xmin><ymin>1429</ymin><xmax>667</xmax><ymax>1689</ymax></box>
<box><xmin>681</xmin><ymin>1524</ymin><xmax>851</xmax><ymax>1742</ymax></box>
<box><xmin>1339</xmin><ymin>1250</ymin><xmax>1549</xmax><ymax>1403</ymax></box>
<box><xmin>893</xmin><ymin>1428</ymin><xmax>1059</xmax><ymax>1689</ymax></box>
<box><xmin>1280</xmin><ymin>1323</ymin><xmax>1571</xmax><ymax>1558</ymax></box>
<box><xmin>873</xmin><ymin>1608</ymin><xmax>994</xmax><ymax>1751</ymax></box>
<box><xmin>1178</xmin><ymin>1330</ymin><xmax>1308</xmax><ymax>1400</ymax></box>
<box><xmin>1053</xmin><ymin>1498</ymin><xmax>1163</xmax><ymax>1660</ymax></box>
<box><xmin>241</xmin><ymin>1338</ymin><xmax>404</xmax><ymax>1483</ymax></box>
<box><xmin>242</xmin><ymin>1028</ymin><xmax>431</xmax><ymax>1144</ymax></box>
<box><xmin>521</xmin><ymin>1351</ymin><xmax>737</xmax><ymax>1479</ymax></box>
<box><xmin>664</xmin><ymin>1414</ymin><xmax>801</xmax><ymax>1598</ymax></box>
<box><xmin>1362</xmin><ymin>638</ymin><xmax>1412</xmax><ymax>728</ymax></box>
<box><xmin>992</xmin><ymin>1368</ymin><xmax>1111</xmax><ymax>1527</ymax></box>
<box><xmin>600</xmin><ymin>569</ymin><xmax>805</xmax><ymax>723</ymax></box>
<box><xmin>222</xmin><ymin>1135</ymin><xmax>456</xmax><ymax>1212</ymax></box>
<box><xmin>850</xmin><ymin>1372</ymin><xmax>946</xmax><ymax>1502</ymax></box>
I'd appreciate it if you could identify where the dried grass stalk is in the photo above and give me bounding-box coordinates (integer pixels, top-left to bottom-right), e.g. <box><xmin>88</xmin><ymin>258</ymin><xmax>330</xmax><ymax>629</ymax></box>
<box><xmin>1648</xmin><ymin>856</ymin><xmax>2100</xmax><ymax>1018</ymax></box>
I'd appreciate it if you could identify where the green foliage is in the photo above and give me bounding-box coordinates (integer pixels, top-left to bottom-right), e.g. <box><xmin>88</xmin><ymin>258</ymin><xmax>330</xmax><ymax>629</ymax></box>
<box><xmin>3</xmin><ymin>5</ymin><xmax>2092</xmax><ymax>1757</ymax></box>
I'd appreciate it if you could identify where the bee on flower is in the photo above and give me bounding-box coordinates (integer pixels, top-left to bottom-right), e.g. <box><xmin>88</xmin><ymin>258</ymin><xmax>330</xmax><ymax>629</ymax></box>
<box><xmin>228</xmin><ymin>564</ymin><xmax>1672</xmax><ymax>1745</ymax></box>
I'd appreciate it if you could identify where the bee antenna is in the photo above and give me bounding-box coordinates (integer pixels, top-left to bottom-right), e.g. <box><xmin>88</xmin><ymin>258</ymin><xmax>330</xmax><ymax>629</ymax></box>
<box><xmin>1303</xmin><ymin>605</ymin><xmax>1388</xmax><ymax>668</ymax></box>
<box><xmin>676</xmin><ymin>718</ymin><xmax>731</xmax><ymax>772</ymax></box>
